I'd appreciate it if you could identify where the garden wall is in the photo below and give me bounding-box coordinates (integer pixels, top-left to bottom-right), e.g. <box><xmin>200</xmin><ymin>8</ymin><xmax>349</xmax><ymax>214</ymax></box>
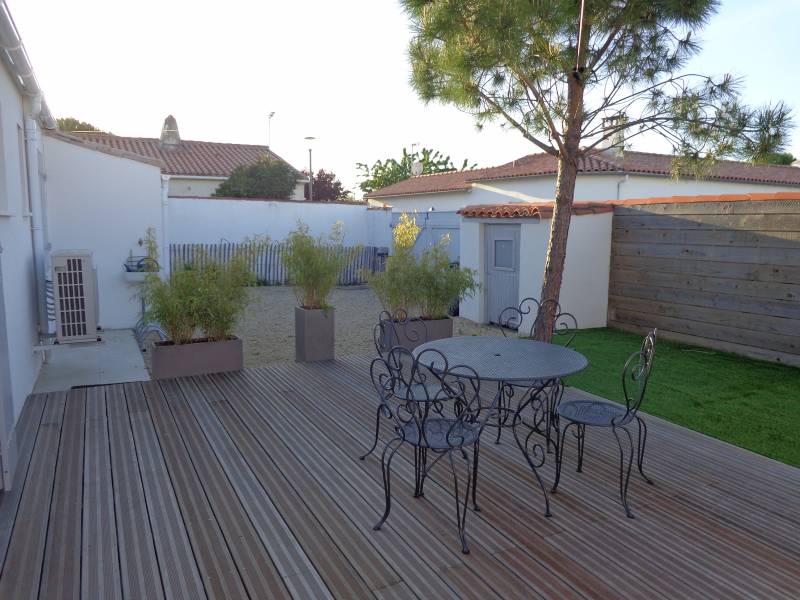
<box><xmin>608</xmin><ymin>197</ymin><xmax>800</xmax><ymax>365</ymax></box>
<box><xmin>167</xmin><ymin>196</ymin><xmax>392</xmax><ymax>248</ymax></box>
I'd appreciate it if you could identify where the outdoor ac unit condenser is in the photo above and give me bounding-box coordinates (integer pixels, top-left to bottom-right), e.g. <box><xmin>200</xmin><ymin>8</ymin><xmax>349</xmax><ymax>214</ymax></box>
<box><xmin>51</xmin><ymin>250</ymin><xmax>100</xmax><ymax>343</ymax></box>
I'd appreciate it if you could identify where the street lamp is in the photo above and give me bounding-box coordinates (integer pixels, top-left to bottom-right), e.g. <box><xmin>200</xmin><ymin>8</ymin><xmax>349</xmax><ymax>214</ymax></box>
<box><xmin>267</xmin><ymin>112</ymin><xmax>275</xmax><ymax>149</ymax></box>
<box><xmin>304</xmin><ymin>136</ymin><xmax>316</xmax><ymax>201</ymax></box>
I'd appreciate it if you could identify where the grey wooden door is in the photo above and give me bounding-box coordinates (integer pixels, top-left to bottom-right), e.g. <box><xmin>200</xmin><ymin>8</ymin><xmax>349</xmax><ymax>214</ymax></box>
<box><xmin>485</xmin><ymin>224</ymin><xmax>520</xmax><ymax>324</ymax></box>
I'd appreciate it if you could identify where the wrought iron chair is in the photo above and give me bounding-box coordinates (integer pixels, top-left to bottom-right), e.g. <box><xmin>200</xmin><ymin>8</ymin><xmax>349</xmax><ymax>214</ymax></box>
<box><xmin>370</xmin><ymin>346</ymin><xmax>496</xmax><ymax>554</ymax></box>
<box><xmin>552</xmin><ymin>329</ymin><xmax>657</xmax><ymax>518</ymax></box>
<box><xmin>494</xmin><ymin>298</ymin><xmax>578</xmax><ymax>446</ymax></box>
<box><xmin>359</xmin><ymin>309</ymin><xmax>431</xmax><ymax>460</ymax></box>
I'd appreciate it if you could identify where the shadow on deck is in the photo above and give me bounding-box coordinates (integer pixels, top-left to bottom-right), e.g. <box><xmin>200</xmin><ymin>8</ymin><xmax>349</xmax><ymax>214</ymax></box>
<box><xmin>0</xmin><ymin>356</ymin><xmax>798</xmax><ymax>599</ymax></box>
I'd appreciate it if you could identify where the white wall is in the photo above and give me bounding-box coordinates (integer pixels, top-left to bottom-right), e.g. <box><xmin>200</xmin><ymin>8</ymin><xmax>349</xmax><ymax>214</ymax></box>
<box><xmin>460</xmin><ymin>212</ymin><xmax>613</xmax><ymax>330</ymax></box>
<box><xmin>0</xmin><ymin>64</ymin><xmax>44</xmax><ymax>486</ymax></box>
<box><xmin>384</xmin><ymin>172</ymin><xmax>800</xmax><ymax>213</ymax></box>
<box><xmin>168</xmin><ymin>196</ymin><xmax>391</xmax><ymax>247</ymax></box>
<box><xmin>45</xmin><ymin>135</ymin><xmax>164</xmax><ymax>329</ymax></box>
<box><xmin>168</xmin><ymin>177</ymin><xmax>308</xmax><ymax>201</ymax></box>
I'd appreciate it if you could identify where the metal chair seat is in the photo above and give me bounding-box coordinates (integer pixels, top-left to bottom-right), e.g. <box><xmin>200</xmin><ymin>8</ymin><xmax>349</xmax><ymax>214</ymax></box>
<box><xmin>395</xmin><ymin>382</ymin><xmax>445</xmax><ymax>403</ymax></box>
<box><xmin>399</xmin><ymin>418</ymin><xmax>481</xmax><ymax>449</ymax></box>
<box><xmin>557</xmin><ymin>400</ymin><xmax>633</xmax><ymax>428</ymax></box>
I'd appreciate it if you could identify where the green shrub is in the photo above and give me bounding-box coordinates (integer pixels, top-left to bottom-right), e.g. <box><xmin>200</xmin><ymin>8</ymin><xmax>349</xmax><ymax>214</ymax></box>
<box><xmin>143</xmin><ymin>238</ymin><xmax>263</xmax><ymax>343</ymax></box>
<box><xmin>369</xmin><ymin>213</ymin><xmax>478</xmax><ymax>319</ymax></box>
<box><xmin>283</xmin><ymin>222</ymin><xmax>358</xmax><ymax>309</ymax></box>
<box><xmin>369</xmin><ymin>213</ymin><xmax>421</xmax><ymax>313</ymax></box>
<box><xmin>416</xmin><ymin>240</ymin><xmax>479</xmax><ymax>319</ymax></box>
<box><xmin>215</xmin><ymin>155</ymin><xmax>299</xmax><ymax>198</ymax></box>
<box><xmin>143</xmin><ymin>267</ymin><xmax>201</xmax><ymax>344</ymax></box>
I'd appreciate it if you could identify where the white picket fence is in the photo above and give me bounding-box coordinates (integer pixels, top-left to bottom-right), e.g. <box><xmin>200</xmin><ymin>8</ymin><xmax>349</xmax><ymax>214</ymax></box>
<box><xmin>169</xmin><ymin>242</ymin><xmax>387</xmax><ymax>286</ymax></box>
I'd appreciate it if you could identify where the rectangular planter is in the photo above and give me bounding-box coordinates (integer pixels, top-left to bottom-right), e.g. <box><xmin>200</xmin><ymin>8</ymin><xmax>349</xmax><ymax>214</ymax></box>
<box><xmin>391</xmin><ymin>317</ymin><xmax>454</xmax><ymax>351</ymax></box>
<box><xmin>151</xmin><ymin>337</ymin><xmax>243</xmax><ymax>380</ymax></box>
<box><xmin>295</xmin><ymin>306</ymin><xmax>335</xmax><ymax>362</ymax></box>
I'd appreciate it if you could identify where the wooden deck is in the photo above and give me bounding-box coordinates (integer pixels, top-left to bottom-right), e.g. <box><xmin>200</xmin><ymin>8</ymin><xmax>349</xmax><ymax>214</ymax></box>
<box><xmin>0</xmin><ymin>356</ymin><xmax>797</xmax><ymax>599</ymax></box>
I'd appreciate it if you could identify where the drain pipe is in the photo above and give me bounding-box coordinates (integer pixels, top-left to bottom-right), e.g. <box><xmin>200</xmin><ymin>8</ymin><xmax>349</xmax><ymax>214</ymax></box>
<box><xmin>160</xmin><ymin>175</ymin><xmax>171</xmax><ymax>278</ymax></box>
<box><xmin>616</xmin><ymin>174</ymin><xmax>629</xmax><ymax>200</ymax></box>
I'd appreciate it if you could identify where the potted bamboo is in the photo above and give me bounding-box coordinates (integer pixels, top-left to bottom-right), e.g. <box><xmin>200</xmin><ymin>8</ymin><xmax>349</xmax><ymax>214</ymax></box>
<box><xmin>145</xmin><ymin>241</ymin><xmax>260</xmax><ymax>379</ymax></box>
<box><xmin>124</xmin><ymin>227</ymin><xmax>160</xmax><ymax>283</ymax></box>
<box><xmin>369</xmin><ymin>213</ymin><xmax>478</xmax><ymax>350</ymax></box>
<box><xmin>283</xmin><ymin>222</ymin><xmax>357</xmax><ymax>362</ymax></box>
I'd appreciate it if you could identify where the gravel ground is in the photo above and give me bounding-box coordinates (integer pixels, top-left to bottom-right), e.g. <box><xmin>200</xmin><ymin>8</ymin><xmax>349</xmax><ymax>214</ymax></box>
<box><xmin>236</xmin><ymin>286</ymin><xmax>504</xmax><ymax>367</ymax></box>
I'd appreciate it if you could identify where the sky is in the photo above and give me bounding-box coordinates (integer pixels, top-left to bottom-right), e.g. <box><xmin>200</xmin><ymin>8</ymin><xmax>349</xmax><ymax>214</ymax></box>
<box><xmin>9</xmin><ymin>0</ymin><xmax>800</xmax><ymax>196</ymax></box>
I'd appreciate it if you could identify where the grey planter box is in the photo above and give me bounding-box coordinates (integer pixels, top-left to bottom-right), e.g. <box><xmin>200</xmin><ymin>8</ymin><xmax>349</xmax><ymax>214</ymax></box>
<box><xmin>151</xmin><ymin>337</ymin><xmax>243</xmax><ymax>380</ymax></box>
<box><xmin>392</xmin><ymin>317</ymin><xmax>454</xmax><ymax>351</ymax></box>
<box><xmin>295</xmin><ymin>306</ymin><xmax>335</xmax><ymax>362</ymax></box>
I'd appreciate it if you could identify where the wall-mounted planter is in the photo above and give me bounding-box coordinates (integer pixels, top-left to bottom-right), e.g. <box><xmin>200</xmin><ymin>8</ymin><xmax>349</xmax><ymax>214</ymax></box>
<box><xmin>123</xmin><ymin>271</ymin><xmax>150</xmax><ymax>283</ymax></box>
<box><xmin>151</xmin><ymin>337</ymin><xmax>243</xmax><ymax>380</ymax></box>
<box><xmin>295</xmin><ymin>306</ymin><xmax>335</xmax><ymax>362</ymax></box>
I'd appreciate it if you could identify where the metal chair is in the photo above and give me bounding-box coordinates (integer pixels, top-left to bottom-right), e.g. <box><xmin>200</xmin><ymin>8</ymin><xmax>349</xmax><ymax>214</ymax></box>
<box><xmin>359</xmin><ymin>309</ymin><xmax>431</xmax><ymax>460</ymax></box>
<box><xmin>370</xmin><ymin>346</ymin><xmax>496</xmax><ymax>554</ymax></box>
<box><xmin>494</xmin><ymin>298</ymin><xmax>578</xmax><ymax>446</ymax></box>
<box><xmin>552</xmin><ymin>329</ymin><xmax>657</xmax><ymax>518</ymax></box>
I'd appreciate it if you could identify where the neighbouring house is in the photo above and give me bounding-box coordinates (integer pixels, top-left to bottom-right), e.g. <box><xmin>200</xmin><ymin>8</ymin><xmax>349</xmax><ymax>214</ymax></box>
<box><xmin>366</xmin><ymin>150</ymin><xmax>800</xmax><ymax>259</ymax></box>
<box><xmin>73</xmin><ymin>115</ymin><xmax>309</xmax><ymax>199</ymax></box>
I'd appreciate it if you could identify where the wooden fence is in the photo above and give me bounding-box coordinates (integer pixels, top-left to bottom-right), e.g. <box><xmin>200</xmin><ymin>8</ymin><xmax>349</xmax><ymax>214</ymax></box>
<box><xmin>169</xmin><ymin>243</ymin><xmax>386</xmax><ymax>286</ymax></box>
<box><xmin>608</xmin><ymin>199</ymin><xmax>800</xmax><ymax>365</ymax></box>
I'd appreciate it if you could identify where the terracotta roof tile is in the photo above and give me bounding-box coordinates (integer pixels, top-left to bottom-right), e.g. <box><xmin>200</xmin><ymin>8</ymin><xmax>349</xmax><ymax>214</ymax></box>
<box><xmin>458</xmin><ymin>201</ymin><xmax>613</xmax><ymax>219</ymax></box>
<box><xmin>366</xmin><ymin>151</ymin><xmax>800</xmax><ymax>198</ymax></box>
<box><xmin>71</xmin><ymin>132</ymin><xmax>299</xmax><ymax>177</ymax></box>
<box><xmin>609</xmin><ymin>191</ymin><xmax>800</xmax><ymax>206</ymax></box>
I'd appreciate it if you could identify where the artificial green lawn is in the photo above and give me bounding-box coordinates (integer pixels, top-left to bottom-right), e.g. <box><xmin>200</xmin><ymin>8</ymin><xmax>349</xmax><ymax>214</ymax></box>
<box><xmin>553</xmin><ymin>328</ymin><xmax>800</xmax><ymax>468</ymax></box>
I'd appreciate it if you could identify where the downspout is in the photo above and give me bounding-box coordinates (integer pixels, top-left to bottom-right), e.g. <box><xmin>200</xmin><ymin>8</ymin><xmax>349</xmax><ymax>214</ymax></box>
<box><xmin>24</xmin><ymin>95</ymin><xmax>49</xmax><ymax>334</ymax></box>
<box><xmin>160</xmin><ymin>175</ymin><xmax>171</xmax><ymax>278</ymax></box>
<box><xmin>616</xmin><ymin>174</ymin><xmax>629</xmax><ymax>200</ymax></box>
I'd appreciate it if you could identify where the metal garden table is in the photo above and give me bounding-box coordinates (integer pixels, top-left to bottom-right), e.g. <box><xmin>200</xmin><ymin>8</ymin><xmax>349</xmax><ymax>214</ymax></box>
<box><xmin>413</xmin><ymin>336</ymin><xmax>588</xmax><ymax>516</ymax></box>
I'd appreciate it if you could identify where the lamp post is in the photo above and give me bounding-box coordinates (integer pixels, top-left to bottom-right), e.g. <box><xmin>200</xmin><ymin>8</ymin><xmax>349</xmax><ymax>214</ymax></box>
<box><xmin>304</xmin><ymin>136</ymin><xmax>316</xmax><ymax>201</ymax></box>
<box><xmin>267</xmin><ymin>112</ymin><xmax>275</xmax><ymax>149</ymax></box>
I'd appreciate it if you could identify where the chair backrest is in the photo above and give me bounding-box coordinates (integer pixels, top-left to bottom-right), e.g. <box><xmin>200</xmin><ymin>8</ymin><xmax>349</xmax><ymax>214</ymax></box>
<box><xmin>499</xmin><ymin>297</ymin><xmax>578</xmax><ymax>346</ymax></box>
<box><xmin>620</xmin><ymin>329</ymin><xmax>658</xmax><ymax>419</ymax></box>
<box><xmin>498</xmin><ymin>297</ymin><xmax>540</xmax><ymax>337</ymax></box>
<box><xmin>369</xmin><ymin>346</ymin><xmax>497</xmax><ymax>448</ymax></box>
<box><xmin>373</xmin><ymin>308</ymin><xmax>428</xmax><ymax>356</ymax></box>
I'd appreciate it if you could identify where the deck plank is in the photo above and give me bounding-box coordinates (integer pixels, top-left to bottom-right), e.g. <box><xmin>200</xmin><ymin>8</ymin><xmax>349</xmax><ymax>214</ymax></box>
<box><xmin>106</xmin><ymin>384</ymin><xmax>164</xmax><ymax>600</ymax></box>
<box><xmin>140</xmin><ymin>380</ymin><xmax>248</xmax><ymax>599</ymax></box>
<box><xmin>0</xmin><ymin>392</ymin><xmax>66</xmax><ymax>600</ymax></box>
<box><xmin>80</xmin><ymin>386</ymin><xmax>123</xmax><ymax>600</ymax></box>
<box><xmin>1</xmin><ymin>356</ymin><xmax>798</xmax><ymax>600</ymax></box>
<box><xmin>156</xmin><ymin>378</ymin><xmax>292</xmax><ymax>599</ymax></box>
<box><xmin>122</xmin><ymin>382</ymin><xmax>206</xmax><ymax>600</ymax></box>
<box><xmin>39</xmin><ymin>389</ymin><xmax>86</xmax><ymax>600</ymax></box>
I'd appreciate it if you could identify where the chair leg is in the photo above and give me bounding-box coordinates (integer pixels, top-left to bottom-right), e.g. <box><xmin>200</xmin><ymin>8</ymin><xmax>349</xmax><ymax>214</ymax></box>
<box><xmin>359</xmin><ymin>405</ymin><xmax>383</xmax><ymax>461</ymax></box>
<box><xmin>413</xmin><ymin>446</ymin><xmax>428</xmax><ymax>498</ymax></box>
<box><xmin>373</xmin><ymin>438</ymin><xmax>403</xmax><ymax>531</ymax></box>
<box><xmin>551</xmin><ymin>421</ymin><xmax>576</xmax><ymax>493</ymax></box>
<box><xmin>612</xmin><ymin>425</ymin><xmax>636</xmax><ymax>518</ymax></box>
<box><xmin>494</xmin><ymin>383</ymin><xmax>506</xmax><ymax>444</ymax></box>
<box><xmin>448</xmin><ymin>449</ymin><xmax>473</xmax><ymax>554</ymax></box>
<box><xmin>470</xmin><ymin>440</ymin><xmax>481</xmax><ymax>512</ymax></box>
<box><xmin>576</xmin><ymin>424</ymin><xmax>586</xmax><ymax>473</ymax></box>
<box><xmin>636</xmin><ymin>417</ymin><xmax>654</xmax><ymax>485</ymax></box>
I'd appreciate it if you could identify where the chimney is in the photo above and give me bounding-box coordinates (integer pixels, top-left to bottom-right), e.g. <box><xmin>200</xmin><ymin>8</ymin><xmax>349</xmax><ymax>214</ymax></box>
<box><xmin>599</xmin><ymin>114</ymin><xmax>627</xmax><ymax>153</ymax></box>
<box><xmin>160</xmin><ymin>115</ymin><xmax>180</xmax><ymax>146</ymax></box>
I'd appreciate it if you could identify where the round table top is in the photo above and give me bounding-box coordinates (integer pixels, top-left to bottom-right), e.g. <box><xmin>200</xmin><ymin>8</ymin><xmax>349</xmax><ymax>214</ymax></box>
<box><xmin>413</xmin><ymin>336</ymin><xmax>588</xmax><ymax>382</ymax></box>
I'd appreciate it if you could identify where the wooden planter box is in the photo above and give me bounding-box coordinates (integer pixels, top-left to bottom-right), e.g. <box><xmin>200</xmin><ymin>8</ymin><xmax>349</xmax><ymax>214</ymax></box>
<box><xmin>151</xmin><ymin>337</ymin><xmax>243</xmax><ymax>380</ymax></box>
<box><xmin>392</xmin><ymin>317</ymin><xmax>454</xmax><ymax>351</ymax></box>
<box><xmin>295</xmin><ymin>306</ymin><xmax>335</xmax><ymax>362</ymax></box>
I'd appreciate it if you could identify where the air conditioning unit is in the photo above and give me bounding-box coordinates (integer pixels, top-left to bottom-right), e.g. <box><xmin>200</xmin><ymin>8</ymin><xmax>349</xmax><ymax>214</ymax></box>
<box><xmin>51</xmin><ymin>250</ymin><xmax>100</xmax><ymax>343</ymax></box>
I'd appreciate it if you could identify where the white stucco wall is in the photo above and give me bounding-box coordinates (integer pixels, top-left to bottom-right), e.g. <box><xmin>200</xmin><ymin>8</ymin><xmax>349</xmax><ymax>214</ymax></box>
<box><xmin>459</xmin><ymin>212</ymin><xmax>613</xmax><ymax>330</ymax></box>
<box><xmin>168</xmin><ymin>197</ymin><xmax>391</xmax><ymax>247</ymax></box>
<box><xmin>168</xmin><ymin>177</ymin><xmax>223</xmax><ymax>197</ymax></box>
<box><xmin>383</xmin><ymin>172</ymin><xmax>800</xmax><ymax>213</ymax></box>
<box><xmin>44</xmin><ymin>135</ymin><xmax>163</xmax><ymax>329</ymax></box>
<box><xmin>168</xmin><ymin>177</ymin><xmax>308</xmax><ymax>201</ymax></box>
<box><xmin>0</xmin><ymin>64</ymin><xmax>43</xmax><ymax>461</ymax></box>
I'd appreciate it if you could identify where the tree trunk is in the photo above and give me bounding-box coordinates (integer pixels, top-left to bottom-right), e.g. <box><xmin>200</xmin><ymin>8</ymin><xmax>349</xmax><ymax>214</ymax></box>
<box><xmin>534</xmin><ymin>78</ymin><xmax>584</xmax><ymax>343</ymax></box>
